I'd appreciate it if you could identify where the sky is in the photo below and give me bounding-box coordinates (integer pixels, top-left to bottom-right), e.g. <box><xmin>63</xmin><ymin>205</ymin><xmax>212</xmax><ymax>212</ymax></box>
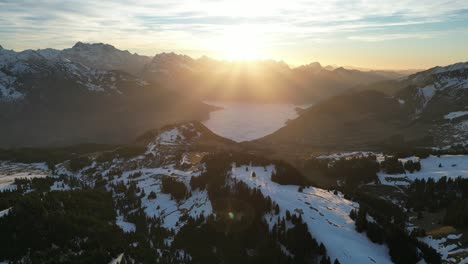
<box><xmin>0</xmin><ymin>0</ymin><xmax>468</xmax><ymax>70</ymax></box>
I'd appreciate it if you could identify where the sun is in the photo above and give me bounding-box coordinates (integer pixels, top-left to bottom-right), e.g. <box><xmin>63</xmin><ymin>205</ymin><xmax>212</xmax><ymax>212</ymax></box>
<box><xmin>218</xmin><ymin>25</ymin><xmax>264</xmax><ymax>61</ymax></box>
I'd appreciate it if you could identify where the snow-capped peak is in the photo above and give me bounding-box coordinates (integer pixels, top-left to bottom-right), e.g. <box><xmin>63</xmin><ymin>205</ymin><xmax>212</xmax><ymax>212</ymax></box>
<box><xmin>398</xmin><ymin>61</ymin><xmax>468</xmax><ymax>115</ymax></box>
<box><xmin>431</xmin><ymin>62</ymin><xmax>468</xmax><ymax>74</ymax></box>
<box><xmin>0</xmin><ymin>47</ymin><xmax>144</xmax><ymax>101</ymax></box>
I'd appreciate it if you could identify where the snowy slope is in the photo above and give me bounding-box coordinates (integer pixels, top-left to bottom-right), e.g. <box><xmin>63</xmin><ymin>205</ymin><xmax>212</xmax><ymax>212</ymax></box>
<box><xmin>398</xmin><ymin>62</ymin><xmax>468</xmax><ymax>116</ymax></box>
<box><xmin>107</xmin><ymin>165</ymin><xmax>212</xmax><ymax>231</ymax></box>
<box><xmin>0</xmin><ymin>207</ymin><xmax>12</xmax><ymax>218</ymax></box>
<box><xmin>68</xmin><ymin>123</ymin><xmax>391</xmax><ymax>263</ymax></box>
<box><xmin>84</xmin><ymin>123</ymin><xmax>216</xmax><ymax>232</ymax></box>
<box><xmin>0</xmin><ymin>46</ymin><xmax>146</xmax><ymax>101</ymax></box>
<box><xmin>420</xmin><ymin>233</ymin><xmax>468</xmax><ymax>263</ymax></box>
<box><xmin>230</xmin><ymin>164</ymin><xmax>392</xmax><ymax>264</ymax></box>
<box><xmin>0</xmin><ymin>162</ymin><xmax>50</xmax><ymax>191</ymax></box>
<box><xmin>378</xmin><ymin>155</ymin><xmax>468</xmax><ymax>186</ymax></box>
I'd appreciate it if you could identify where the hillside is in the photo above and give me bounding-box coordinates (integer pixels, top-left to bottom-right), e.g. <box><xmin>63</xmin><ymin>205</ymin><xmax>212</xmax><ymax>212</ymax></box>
<box><xmin>255</xmin><ymin>62</ymin><xmax>468</xmax><ymax>151</ymax></box>
<box><xmin>1</xmin><ymin>122</ymin><xmax>464</xmax><ymax>263</ymax></box>
<box><xmin>254</xmin><ymin>90</ymin><xmax>409</xmax><ymax>151</ymax></box>
<box><xmin>0</xmin><ymin>46</ymin><xmax>214</xmax><ymax>147</ymax></box>
<box><xmin>0</xmin><ymin>123</ymin><xmax>394</xmax><ymax>264</ymax></box>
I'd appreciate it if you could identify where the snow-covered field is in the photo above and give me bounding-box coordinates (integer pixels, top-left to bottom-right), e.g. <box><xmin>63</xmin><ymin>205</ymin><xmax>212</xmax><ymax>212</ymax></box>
<box><xmin>203</xmin><ymin>101</ymin><xmax>313</xmax><ymax>142</ymax></box>
<box><xmin>420</xmin><ymin>233</ymin><xmax>468</xmax><ymax>263</ymax></box>
<box><xmin>230</xmin><ymin>164</ymin><xmax>392</xmax><ymax>264</ymax></box>
<box><xmin>108</xmin><ymin>165</ymin><xmax>212</xmax><ymax>231</ymax></box>
<box><xmin>103</xmin><ymin>139</ymin><xmax>393</xmax><ymax>263</ymax></box>
<box><xmin>0</xmin><ymin>162</ymin><xmax>50</xmax><ymax>191</ymax></box>
<box><xmin>378</xmin><ymin>155</ymin><xmax>468</xmax><ymax>186</ymax></box>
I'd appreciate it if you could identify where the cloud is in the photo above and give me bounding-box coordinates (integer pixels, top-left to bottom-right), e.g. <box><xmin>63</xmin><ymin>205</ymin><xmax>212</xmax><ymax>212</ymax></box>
<box><xmin>348</xmin><ymin>33</ymin><xmax>433</xmax><ymax>42</ymax></box>
<box><xmin>0</xmin><ymin>0</ymin><xmax>467</xmax><ymax>61</ymax></box>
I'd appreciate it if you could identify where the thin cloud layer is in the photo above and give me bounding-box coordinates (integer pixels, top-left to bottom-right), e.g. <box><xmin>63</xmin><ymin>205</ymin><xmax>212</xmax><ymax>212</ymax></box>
<box><xmin>0</xmin><ymin>0</ymin><xmax>467</xmax><ymax>68</ymax></box>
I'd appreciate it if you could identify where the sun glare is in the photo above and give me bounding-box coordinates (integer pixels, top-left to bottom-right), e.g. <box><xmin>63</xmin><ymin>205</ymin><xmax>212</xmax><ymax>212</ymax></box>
<box><xmin>218</xmin><ymin>25</ymin><xmax>265</xmax><ymax>61</ymax></box>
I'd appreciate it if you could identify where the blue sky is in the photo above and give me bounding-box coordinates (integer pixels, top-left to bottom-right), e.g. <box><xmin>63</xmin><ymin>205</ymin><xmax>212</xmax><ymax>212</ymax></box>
<box><xmin>1</xmin><ymin>0</ymin><xmax>467</xmax><ymax>69</ymax></box>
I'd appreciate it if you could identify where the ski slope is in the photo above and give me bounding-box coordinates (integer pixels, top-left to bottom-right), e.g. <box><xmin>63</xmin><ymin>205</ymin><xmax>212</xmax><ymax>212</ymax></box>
<box><xmin>230</xmin><ymin>164</ymin><xmax>392</xmax><ymax>264</ymax></box>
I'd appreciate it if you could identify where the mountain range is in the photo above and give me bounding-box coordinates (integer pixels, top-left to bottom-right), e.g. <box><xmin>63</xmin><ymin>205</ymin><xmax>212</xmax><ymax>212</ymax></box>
<box><xmin>0</xmin><ymin>42</ymin><xmax>415</xmax><ymax>147</ymax></box>
<box><xmin>0</xmin><ymin>45</ymin><xmax>213</xmax><ymax>147</ymax></box>
<box><xmin>1</xmin><ymin>42</ymin><xmax>467</xmax><ymax>149</ymax></box>
<box><xmin>5</xmin><ymin>42</ymin><xmax>409</xmax><ymax>103</ymax></box>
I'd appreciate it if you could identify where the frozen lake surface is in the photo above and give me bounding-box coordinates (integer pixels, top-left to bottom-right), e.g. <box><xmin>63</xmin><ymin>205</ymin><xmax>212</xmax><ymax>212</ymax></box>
<box><xmin>202</xmin><ymin>101</ymin><xmax>311</xmax><ymax>142</ymax></box>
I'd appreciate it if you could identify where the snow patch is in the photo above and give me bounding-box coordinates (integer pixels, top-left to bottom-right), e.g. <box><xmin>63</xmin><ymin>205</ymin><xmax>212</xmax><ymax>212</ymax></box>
<box><xmin>109</xmin><ymin>165</ymin><xmax>211</xmax><ymax>232</ymax></box>
<box><xmin>378</xmin><ymin>155</ymin><xmax>468</xmax><ymax>186</ymax></box>
<box><xmin>0</xmin><ymin>162</ymin><xmax>50</xmax><ymax>191</ymax></box>
<box><xmin>444</xmin><ymin>111</ymin><xmax>468</xmax><ymax>120</ymax></box>
<box><xmin>420</xmin><ymin>233</ymin><xmax>467</xmax><ymax>262</ymax></box>
<box><xmin>456</xmin><ymin>120</ymin><xmax>468</xmax><ymax>130</ymax></box>
<box><xmin>0</xmin><ymin>207</ymin><xmax>12</xmax><ymax>218</ymax></box>
<box><xmin>116</xmin><ymin>214</ymin><xmax>136</xmax><ymax>233</ymax></box>
<box><xmin>108</xmin><ymin>253</ymin><xmax>124</xmax><ymax>264</ymax></box>
<box><xmin>50</xmin><ymin>180</ymin><xmax>71</xmax><ymax>191</ymax></box>
<box><xmin>419</xmin><ymin>84</ymin><xmax>436</xmax><ymax>107</ymax></box>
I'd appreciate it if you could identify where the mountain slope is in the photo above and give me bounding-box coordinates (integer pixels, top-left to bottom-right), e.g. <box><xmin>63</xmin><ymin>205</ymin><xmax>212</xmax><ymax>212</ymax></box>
<box><xmin>367</xmin><ymin>62</ymin><xmax>468</xmax><ymax>145</ymax></box>
<box><xmin>0</xmin><ymin>46</ymin><xmax>214</xmax><ymax>147</ymax></box>
<box><xmin>0</xmin><ymin>47</ymin><xmax>141</xmax><ymax>101</ymax></box>
<box><xmin>61</xmin><ymin>42</ymin><xmax>152</xmax><ymax>76</ymax></box>
<box><xmin>255</xmin><ymin>62</ymin><xmax>468</xmax><ymax>150</ymax></box>
<box><xmin>255</xmin><ymin>90</ymin><xmax>409</xmax><ymax>150</ymax></box>
<box><xmin>0</xmin><ymin>122</ymin><xmax>395</xmax><ymax>264</ymax></box>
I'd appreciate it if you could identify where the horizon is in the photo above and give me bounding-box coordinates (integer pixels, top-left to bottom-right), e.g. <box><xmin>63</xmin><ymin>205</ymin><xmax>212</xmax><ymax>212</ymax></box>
<box><xmin>3</xmin><ymin>40</ymin><xmax>468</xmax><ymax>72</ymax></box>
<box><xmin>1</xmin><ymin>0</ymin><xmax>468</xmax><ymax>70</ymax></box>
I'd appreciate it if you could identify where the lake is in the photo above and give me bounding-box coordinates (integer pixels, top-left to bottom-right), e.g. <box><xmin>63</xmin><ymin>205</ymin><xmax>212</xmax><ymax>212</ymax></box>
<box><xmin>202</xmin><ymin>101</ymin><xmax>312</xmax><ymax>142</ymax></box>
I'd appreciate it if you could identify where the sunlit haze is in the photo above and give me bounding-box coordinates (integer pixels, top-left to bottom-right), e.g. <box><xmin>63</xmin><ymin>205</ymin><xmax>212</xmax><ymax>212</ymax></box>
<box><xmin>1</xmin><ymin>0</ymin><xmax>468</xmax><ymax>69</ymax></box>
